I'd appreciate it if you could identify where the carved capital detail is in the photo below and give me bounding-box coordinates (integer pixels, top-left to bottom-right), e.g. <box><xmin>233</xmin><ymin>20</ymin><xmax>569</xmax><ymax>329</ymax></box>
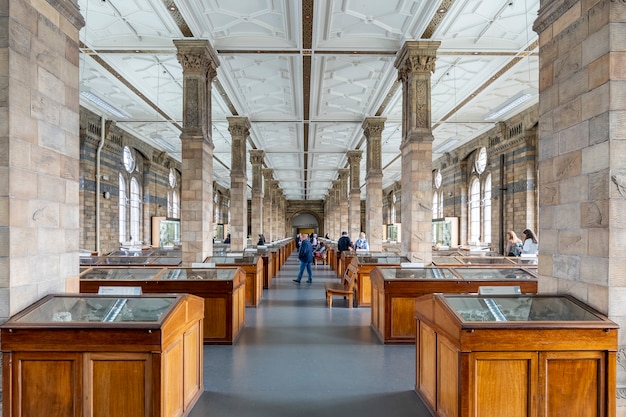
<box><xmin>48</xmin><ymin>0</ymin><xmax>85</xmax><ymax>29</ymax></box>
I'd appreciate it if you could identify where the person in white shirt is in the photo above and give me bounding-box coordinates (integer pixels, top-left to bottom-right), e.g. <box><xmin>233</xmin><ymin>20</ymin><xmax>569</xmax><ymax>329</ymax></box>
<box><xmin>521</xmin><ymin>228</ymin><xmax>538</xmax><ymax>254</ymax></box>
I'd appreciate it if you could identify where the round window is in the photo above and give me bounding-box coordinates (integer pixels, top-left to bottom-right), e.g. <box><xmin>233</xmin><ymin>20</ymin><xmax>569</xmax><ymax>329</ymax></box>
<box><xmin>123</xmin><ymin>146</ymin><xmax>135</xmax><ymax>173</ymax></box>
<box><xmin>169</xmin><ymin>169</ymin><xmax>176</xmax><ymax>188</ymax></box>
<box><xmin>474</xmin><ymin>147</ymin><xmax>487</xmax><ymax>174</ymax></box>
<box><xmin>434</xmin><ymin>170</ymin><xmax>442</xmax><ymax>189</ymax></box>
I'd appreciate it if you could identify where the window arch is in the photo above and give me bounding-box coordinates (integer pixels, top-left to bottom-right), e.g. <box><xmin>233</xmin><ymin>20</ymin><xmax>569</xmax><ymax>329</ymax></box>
<box><xmin>118</xmin><ymin>173</ymin><xmax>127</xmax><ymax>244</ymax></box>
<box><xmin>468</xmin><ymin>177</ymin><xmax>481</xmax><ymax>244</ymax></box>
<box><xmin>130</xmin><ymin>177</ymin><xmax>141</xmax><ymax>242</ymax></box>
<box><xmin>171</xmin><ymin>190</ymin><xmax>180</xmax><ymax>219</ymax></box>
<box><xmin>432</xmin><ymin>169</ymin><xmax>443</xmax><ymax>219</ymax></box>
<box><xmin>167</xmin><ymin>168</ymin><xmax>180</xmax><ymax>219</ymax></box>
<box><xmin>483</xmin><ymin>174</ymin><xmax>492</xmax><ymax>244</ymax></box>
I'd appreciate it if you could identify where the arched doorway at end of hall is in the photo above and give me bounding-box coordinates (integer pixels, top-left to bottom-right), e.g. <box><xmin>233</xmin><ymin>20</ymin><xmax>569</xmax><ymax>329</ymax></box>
<box><xmin>290</xmin><ymin>212</ymin><xmax>320</xmax><ymax>238</ymax></box>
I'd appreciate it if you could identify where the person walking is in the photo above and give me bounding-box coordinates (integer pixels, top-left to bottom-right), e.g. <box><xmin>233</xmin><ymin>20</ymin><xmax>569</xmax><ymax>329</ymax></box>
<box><xmin>293</xmin><ymin>233</ymin><xmax>314</xmax><ymax>283</ymax></box>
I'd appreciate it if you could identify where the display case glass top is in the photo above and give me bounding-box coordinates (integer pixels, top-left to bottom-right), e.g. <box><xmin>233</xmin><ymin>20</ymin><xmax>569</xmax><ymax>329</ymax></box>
<box><xmin>149</xmin><ymin>256</ymin><xmax>182</xmax><ymax>265</ymax></box>
<box><xmin>203</xmin><ymin>256</ymin><xmax>259</xmax><ymax>264</ymax></box>
<box><xmin>378</xmin><ymin>267</ymin><xmax>457</xmax><ymax>280</ymax></box>
<box><xmin>80</xmin><ymin>267</ymin><xmax>164</xmax><ymax>280</ymax></box>
<box><xmin>456</xmin><ymin>256</ymin><xmax>516</xmax><ymax>265</ymax></box>
<box><xmin>451</xmin><ymin>267</ymin><xmax>536</xmax><ymax>280</ymax></box>
<box><xmin>356</xmin><ymin>255</ymin><xmax>409</xmax><ymax>264</ymax></box>
<box><xmin>98</xmin><ymin>256</ymin><xmax>154</xmax><ymax>265</ymax></box>
<box><xmin>432</xmin><ymin>256</ymin><xmax>464</xmax><ymax>265</ymax></box>
<box><xmin>442</xmin><ymin>294</ymin><xmax>610</xmax><ymax>323</ymax></box>
<box><xmin>5</xmin><ymin>294</ymin><xmax>177</xmax><ymax>324</ymax></box>
<box><xmin>160</xmin><ymin>268</ymin><xmax>240</xmax><ymax>280</ymax></box>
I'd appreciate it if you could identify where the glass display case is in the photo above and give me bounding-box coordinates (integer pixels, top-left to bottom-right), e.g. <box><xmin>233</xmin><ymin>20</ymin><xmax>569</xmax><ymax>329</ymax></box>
<box><xmin>353</xmin><ymin>254</ymin><xmax>410</xmax><ymax>307</ymax></box>
<box><xmin>204</xmin><ymin>256</ymin><xmax>264</xmax><ymax>307</ymax></box>
<box><xmin>1</xmin><ymin>294</ymin><xmax>204</xmax><ymax>417</ymax></box>
<box><xmin>432</xmin><ymin>217</ymin><xmax>459</xmax><ymax>247</ymax></box>
<box><xmin>79</xmin><ymin>267</ymin><xmax>247</xmax><ymax>345</ymax></box>
<box><xmin>370</xmin><ymin>266</ymin><xmax>538</xmax><ymax>344</ymax></box>
<box><xmin>414</xmin><ymin>294</ymin><xmax>618</xmax><ymax>417</ymax></box>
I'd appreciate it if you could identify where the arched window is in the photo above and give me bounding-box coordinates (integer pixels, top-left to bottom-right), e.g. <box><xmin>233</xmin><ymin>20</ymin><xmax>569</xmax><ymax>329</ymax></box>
<box><xmin>130</xmin><ymin>177</ymin><xmax>141</xmax><ymax>243</ymax></box>
<box><xmin>432</xmin><ymin>193</ymin><xmax>439</xmax><ymax>219</ymax></box>
<box><xmin>172</xmin><ymin>190</ymin><xmax>180</xmax><ymax>219</ymax></box>
<box><xmin>432</xmin><ymin>169</ymin><xmax>443</xmax><ymax>218</ymax></box>
<box><xmin>483</xmin><ymin>174</ymin><xmax>492</xmax><ymax>244</ymax></box>
<box><xmin>469</xmin><ymin>177</ymin><xmax>481</xmax><ymax>244</ymax></box>
<box><xmin>167</xmin><ymin>168</ymin><xmax>180</xmax><ymax>219</ymax></box>
<box><xmin>118</xmin><ymin>173</ymin><xmax>127</xmax><ymax>243</ymax></box>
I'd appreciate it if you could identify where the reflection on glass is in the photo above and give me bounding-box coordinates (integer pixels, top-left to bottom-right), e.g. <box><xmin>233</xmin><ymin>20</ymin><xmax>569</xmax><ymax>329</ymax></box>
<box><xmin>19</xmin><ymin>296</ymin><xmax>175</xmax><ymax>323</ymax></box>
<box><xmin>81</xmin><ymin>268</ymin><xmax>161</xmax><ymax>280</ymax></box>
<box><xmin>203</xmin><ymin>256</ymin><xmax>258</xmax><ymax>264</ymax></box>
<box><xmin>161</xmin><ymin>268</ymin><xmax>237</xmax><ymax>280</ymax></box>
<box><xmin>453</xmin><ymin>268</ymin><xmax>535</xmax><ymax>280</ymax></box>
<box><xmin>445</xmin><ymin>296</ymin><xmax>603</xmax><ymax>322</ymax></box>
<box><xmin>379</xmin><ymin>268</ymin><xmax>457</xmax><ymax>280</ymax></box>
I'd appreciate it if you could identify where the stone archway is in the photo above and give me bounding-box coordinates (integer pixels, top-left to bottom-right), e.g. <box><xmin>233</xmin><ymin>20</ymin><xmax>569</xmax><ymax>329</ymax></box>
<box><xmin>289</xmin><ymin>211</ymin><xmax>322</xmax><ymax>238</ymax></box>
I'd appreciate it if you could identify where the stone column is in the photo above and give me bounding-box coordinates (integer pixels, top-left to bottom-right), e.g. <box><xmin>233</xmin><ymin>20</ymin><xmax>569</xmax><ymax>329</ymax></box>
<box><xmin>0</xmin><ymin>1</ymin><xmax>84</xmax><ymax>315</ymax></box>
<box><xmin>394</xmin><ymin>41</ymin><xmax>440</xmax><ymax>264</ymax></box>
<box><xmin>363</xmin><ymin>117</ymin><xmax>386</xmax><ymax>252</ymax></box>
<box><xmin>331</xmin><ymin>180</ymin><xmax>340</xmax><ymax>238</ymax></box>
<box><xmin>262</xmin><ymin>169</ymin><xmax>274</xmax><ymax>242</ymax></box>
<box><xmin>228</xmin><ymin>117</ymin><xmax>250</xmax><ymax>251</ymax></box>
<box><xmin>249</xmin><ymin>149</ymin><xmax>264</xmax><ymax>243</ymax></box>
<box><xmin>175</xmin><ymin>40</ymin><xmax>219</xmax><ymax>266</ymax></box>
<box><xmin>276</xmin><ymin>188</ymin><xmax>285</xmax><ymax>238</ymax></box>
<box><xmin>338</xmin><ymin>168</ymin><xmax>350</xmax><ymax>238</ymax></box>
<box><xmin>271</xmin><ymin>181</ymin><xmax>280</xmax><ymax>239</ymax></box>
<box><xmin>533</xmin><ymin>0</ymin><xmax>626</xmax><ymax>408</ymax></box>
<box><xmin>347</xmin><ymin>151</ymin><xmax>363</xmax><ymax>242</ymax></box>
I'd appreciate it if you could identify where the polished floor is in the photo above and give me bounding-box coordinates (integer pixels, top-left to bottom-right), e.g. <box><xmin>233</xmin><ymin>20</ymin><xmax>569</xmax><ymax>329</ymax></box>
<box><xmin>188</xmin><ymin>251</ymin><xmax>434</xmax><ymax>417</ymax></box>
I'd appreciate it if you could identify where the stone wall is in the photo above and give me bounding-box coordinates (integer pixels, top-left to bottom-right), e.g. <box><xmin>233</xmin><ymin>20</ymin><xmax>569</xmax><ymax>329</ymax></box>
<box><xmin>79</xmin><ymin>108</ymin><xmax>180</xmax><ymax>254</ymax></box>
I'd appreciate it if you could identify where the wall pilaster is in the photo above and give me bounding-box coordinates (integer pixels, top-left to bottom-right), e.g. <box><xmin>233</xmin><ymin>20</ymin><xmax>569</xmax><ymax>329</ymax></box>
<box><xmin>348</xmin><ymin>150</ymin><xmax>363</xmax><ymax>241</ymax></box>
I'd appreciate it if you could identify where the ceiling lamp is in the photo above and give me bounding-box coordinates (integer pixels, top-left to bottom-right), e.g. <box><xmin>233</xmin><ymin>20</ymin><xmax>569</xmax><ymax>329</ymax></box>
<box><xmin>484</xmin><ymin>90</ymin><xmax>534</xmax><ymax>121</ymax></box>
<box><xmin>80</xmin><ymin>90</ymin><xmax>130</xmax><ymax>119</ymax></box>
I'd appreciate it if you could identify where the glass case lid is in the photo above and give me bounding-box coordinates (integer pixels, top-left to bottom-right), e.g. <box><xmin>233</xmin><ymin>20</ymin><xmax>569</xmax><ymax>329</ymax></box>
<box><xmin>441</xmin><ymin>294</ymin><xmax>610</xmax><ymax>323</ymax></box>
<box><xmin>149</xmin><ymin>257</ymin><xmax>182</xmax><ymax>265</ymax></box>
<box><xmin>161</xmin><ymin>268</ymin><xmax>239</xmax><ymax>280</ymax></box>
<box><xmin>80</xmin><ymin>267</ymin><xmax>165</xmax><ymax>280</ymax></box>
<box><xmin>98</xmin><ymin>256</ymin><xmax>154</xmax><ymax>265</ymax></box>
<box><xmin>203</xmin><ymin>256</ymin><xmax>258</xmax><ymax>264</ymax></box>
<box><xmin>451</xmin><ymin>267</ymin><xmax>537</xmax><ymax>280</ymax></box>
<box><xmin>432</xmin><ymin>256</ymin><xmax>464</xmax><ymax>265</ymax></box>
<box><xmin>80</xmin><ymin>256</ymin><xmax>105</xmax><ymax>266</ymax></box>
<box><xmin>457</xmin><ymin>256</ymin><xmax>516</xmax><ymax>265</ymax></box>
<box><xmin>4</xmin><ymin>294</ymin><xmax>178</xmax><ymax>325</ymax></box>
<box><xmin>378</xmin><ymin>267</ymin><xmax>457</xmax><ymax>280</ymax></box>
<box><xmin>357</xmin><ymin>256</ymin><xmax>410</xmax><ymax>264</ymax></box>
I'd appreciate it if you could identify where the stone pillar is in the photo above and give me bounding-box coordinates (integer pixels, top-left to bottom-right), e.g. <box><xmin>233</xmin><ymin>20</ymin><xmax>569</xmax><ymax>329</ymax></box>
<box><xmin>227</xmin><ymin>117</ymin><xmax>250</xmax><ymax>251</ymax></box>
<box><xmin>533</xmin><ymin>0</ymin><xmax>626</xmax><ymax>408</ymax></box>
<box><xmin>394</xmin><ymin>41</ymin><xmax>440</xmax><ymax>264</ymax></box>
<box><xmin>276</xmin><ymin>189</ymin><xmax>285</xmax><ymax>238</ymax></box>
<box><xmin>338</xmin><ymin>168</ymin><xmax>350</xmax><ymax>237</ymax></box>
<box><xmin>363</xmin><ymin>117</ymin><xmax>386</xmax><ymax>252</ymax></box>
<box><xmin>262</xmin><ymin>169</ymin><xmax>273</xmax><ymax>242</ymax></box>
<box><xmin>174</xmin><ymin>40</ymin><xmax>219</xmax><ymax>266</ymax></box>
<box><xmin>347</xmin><ymin>151</ymin><xmax>363</xmax><ymax>242</ymax></box>
<box><xmin>0</xmin><ymin>0</ymin><xmax>84</xmax><ymax>315</ymax></box>
<box><xmin>249</xmin><ymin>150</ymin><xmax>264</xmax><ymax>243</ymax></box>
<box><xmin>331</xmin><ymin>180</ymin><xmax>340</xmax><ymax>238</ymax></box>
<box><xmin>271</xmin><ymin>181</ymin><xmax>280</xmax><ymax>239</ymax></box>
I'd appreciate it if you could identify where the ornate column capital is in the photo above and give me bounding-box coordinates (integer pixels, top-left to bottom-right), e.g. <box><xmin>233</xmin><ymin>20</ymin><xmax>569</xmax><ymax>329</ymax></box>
<box><xmin>394</xmin><ymin>41</ymin><xmax>441</xmax><ymax>81</ymax></box>
<box><xmin>174</xmin><ymin>39</ymin><xmax>220</xmax><ymax>77</ymax></box>
<box><xmin>228</xmin><ymin>117</ymin><xmax>250</xmax><ymax>176</ymax></box>
<box><xmin>347</xmin><ymin>150</ymin><xmax>363</xmax><ymax>193</ymax></box>
<box><xmin>363</xmin><ymin>117</ymin><xmax>386</xmax><ymax>177</ymax></box>
<box><xmin>250</xmin><ymin>149</ymin><xmax>265</xmax><ymax>165</ymax></box>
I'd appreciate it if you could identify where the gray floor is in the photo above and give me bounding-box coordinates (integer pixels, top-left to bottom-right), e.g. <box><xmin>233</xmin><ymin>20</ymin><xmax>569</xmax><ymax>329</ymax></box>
<box><xmin>188</xmin><ymin>251</ymin><xmax>434</xmax><ymax>417</ymax></box>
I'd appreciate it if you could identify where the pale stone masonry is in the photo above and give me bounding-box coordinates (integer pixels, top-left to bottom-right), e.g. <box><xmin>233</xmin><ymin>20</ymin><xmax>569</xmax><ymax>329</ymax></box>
<box><xmin>228</xmin><ymin>116</ymin><xmax>250</xmax><ymax>251</ymax></box>
<box><xmin>348</xmin><ymin>150</ymin><xmax>363</xmax><ymax>241</ymax></box>
<box><xmin>395</xmin><ymin>41</ymin><xmax>440</xmax><ymax>265</ymax></box>
<box><xmin>0</xmin><ymin>0</ymin><xmax>84</xmax><ymax>317</ymax></box>
<box><xmin>338</xmin><ymin>168</ymin><xmax>350</xmax><ymax>238</ymax></box>
<box><xmin>263</xmin><ymin>168</ymin><xmax>273</xmax><ymax>241</ymax></box>
<box><xmin>363</xmin><ymin>117</ymin><xmax>386</xmax><ymax>252</ymax></box>
<box><xmin>533</xmin><ymin>0</ymin><xmax>626</xmax><ymax>411</ymax></box>
<box><xmin>250</xmin><ymin>149</ymin><xmax>264</xmax><ymax>243</ymax></box>
<box><xmin>174</xmin><ymin>40</ymin><xmax>218</xmax><ymax>266</ymax></box>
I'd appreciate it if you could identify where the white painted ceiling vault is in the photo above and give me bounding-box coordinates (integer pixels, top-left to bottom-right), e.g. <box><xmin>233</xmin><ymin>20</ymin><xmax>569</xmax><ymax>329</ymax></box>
<box><xmin>78</xmin><ymin>0</ymin><xmax>540</xmax><ymax>201</ymax></box>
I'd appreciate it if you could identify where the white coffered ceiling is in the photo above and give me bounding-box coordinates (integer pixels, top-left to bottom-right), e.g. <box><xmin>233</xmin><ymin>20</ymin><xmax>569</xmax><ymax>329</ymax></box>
<box><xmin>78</xmin><ymin>0</ymin><xmax>539</xmax><ymax>200</ymax></box>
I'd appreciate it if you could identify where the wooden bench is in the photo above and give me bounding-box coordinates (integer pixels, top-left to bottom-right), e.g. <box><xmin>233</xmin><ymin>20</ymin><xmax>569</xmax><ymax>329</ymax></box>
<box><xmin>325</xmin><ymin>259</ymin><xmax>358</xmax><ymax>308</ymax></box>
<box><xmin>313</xmin><ymin>249</ymin><xmax>328</xmax><ymax>265</ymax></box>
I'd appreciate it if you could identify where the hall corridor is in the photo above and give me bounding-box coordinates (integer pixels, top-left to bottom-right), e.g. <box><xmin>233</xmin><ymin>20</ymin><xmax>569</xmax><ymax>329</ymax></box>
<box><xmin>188</xmin><ymin>250</ymin><xmax>433</xmax><ymax>417</ymax></box>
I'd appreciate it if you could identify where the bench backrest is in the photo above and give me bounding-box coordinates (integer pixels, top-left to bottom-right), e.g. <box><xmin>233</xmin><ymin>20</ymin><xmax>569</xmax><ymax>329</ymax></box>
<box><xmin>343</xmin><ymin>259</ymin><xmax>358</xmax><ymax>291</ymax></box>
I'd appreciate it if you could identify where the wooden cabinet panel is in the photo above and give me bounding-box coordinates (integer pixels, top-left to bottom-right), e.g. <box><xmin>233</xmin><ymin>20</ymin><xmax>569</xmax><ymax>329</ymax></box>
<box><xmin>540</xmin><ymin>351</ymin><xmax>605</xmax><ymax>417</ymax></box>
<box><xmin>417</xmin><ymin>323</ymin><xmax>437</xmax><ymax>409</ymax></box>
<box><xmin>390</xmin><ymin>297</ymin><xmax>414</xmax><ymax>338</ymax></box>
<box><xmin>13</xmin><ymin>352</ymin><xmax>82</xmax><ymax>417</ymax></box>
<box><xmin>205</xmin><ymin>298</ymin><xmax>227</xmax><ymax>339</ymax></box>
<box><xmin>469</xmin><ymin>352</ymin><xmax>536</xmax><ymax>417</ymax></box>
<box><xmin>87</xmin><ymin>353</ymin><xmax>151</xmax><ymax>417</ymax></box>
<box><xmin>438</xmin><ymin>338</ymin><xmax>459</xmax><ymax>417</ymax></box>
<box><xmin>183</xmin><ymin>324</ymin><xmax>202</xmax><ymax>411</ymax></box>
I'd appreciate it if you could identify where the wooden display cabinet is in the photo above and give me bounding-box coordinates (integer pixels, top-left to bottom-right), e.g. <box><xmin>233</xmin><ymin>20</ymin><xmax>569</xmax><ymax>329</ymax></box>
<box><xmin>370</xmin><ymin>266</ymin><xmax>538</xmax><ymax>344</ymax></box>
<box><xmin>204</xmin><ymin>256</ymin><xmax>263</xmax><ymax>307</ymax></box>
<box><xmin>79</xmin><ymin>266</ymin><xmax>246</xmax><ymax>345</ymax></box>
<box><xmin>1</xmin><ymin>293</ymin><xmax>204</xmax><ymax>417</ymax></box>
<box><xmin>354</xmin><ymin>255</ymin><xmax>408</xmax><ymax>307</ymax></box>
<box><xmin>414</xmin><ymin>293</ymin><xmax>618</xmax><ymax>417</ymax></box>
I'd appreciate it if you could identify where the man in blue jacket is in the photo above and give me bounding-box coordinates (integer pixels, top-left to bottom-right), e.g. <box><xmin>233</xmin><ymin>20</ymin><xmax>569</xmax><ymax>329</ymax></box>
<box><xmin>293</xmin><ymin>233</ymin><xmax>314</xmax><ymax>283</ymax></box>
